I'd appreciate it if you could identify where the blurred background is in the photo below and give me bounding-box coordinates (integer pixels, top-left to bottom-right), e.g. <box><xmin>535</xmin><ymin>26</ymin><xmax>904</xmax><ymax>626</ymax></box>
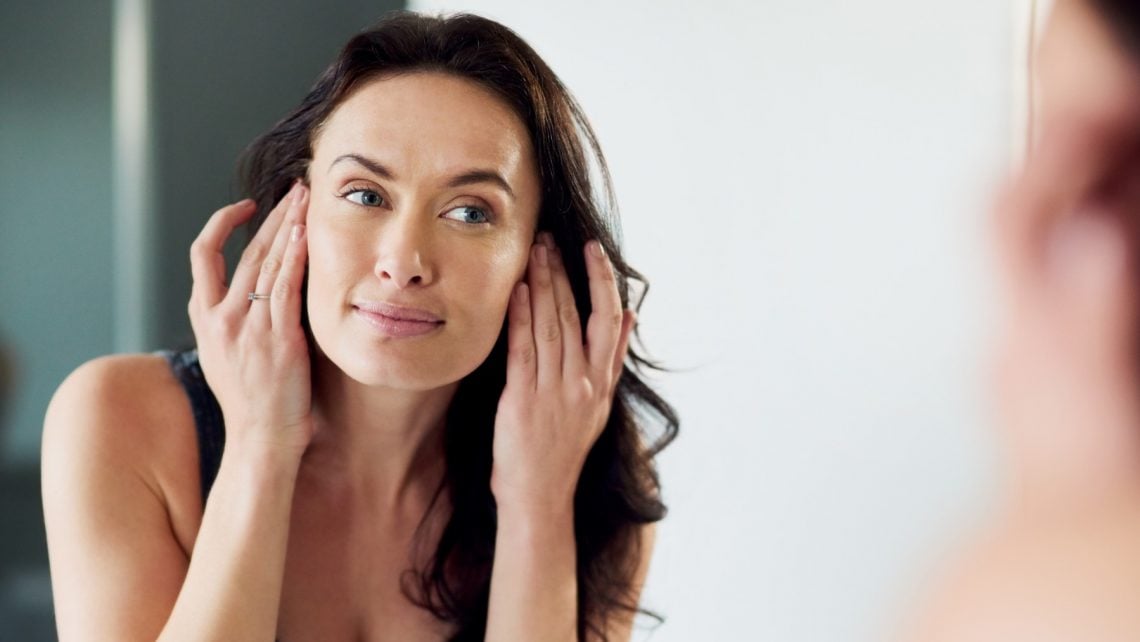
<box><xmin>1</xmin><ymin>0</ymin><xmax>1014</xmax><ymax>639</ymax></box>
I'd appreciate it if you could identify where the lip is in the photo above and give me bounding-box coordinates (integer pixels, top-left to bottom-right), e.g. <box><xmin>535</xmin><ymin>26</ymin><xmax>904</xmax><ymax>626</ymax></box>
<box><xmin>352</xmin><ymin>301</ymin><xmax>443</xmax><ymax>323</ymax></box>
<box><xmin>353</xmin><ymin>307</ymin><xmax>444</xmax><ymax>338</ymax></box>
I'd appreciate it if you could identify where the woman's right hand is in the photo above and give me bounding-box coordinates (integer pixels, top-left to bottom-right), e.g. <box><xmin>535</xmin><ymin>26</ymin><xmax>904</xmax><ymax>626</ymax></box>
<box><xmin>188</xmin><ymin>180</ymin><xmax>313</xmax><ymax>458</ymax></box>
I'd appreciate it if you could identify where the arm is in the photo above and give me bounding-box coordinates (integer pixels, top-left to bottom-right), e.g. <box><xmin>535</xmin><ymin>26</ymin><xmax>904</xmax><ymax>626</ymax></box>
<box><xmin>486</xmin><ymin>508</ymin><xmax>656</xmax><ymax>642</ymax></box>
<box><xmin>486</xmin><ymin>502</ymin><xmax>578</xmax><ymax>641</ymax></box>
<box><xmin>42</xmin><ymin>356</ymin><xmax>302</xmax><ymax>641</ymax></box>
<box><xmin>157</xmin><ymin>433</ymin><xmax>299</xmax><ymax>640</ymax></box>
<box><xmin>486</xmin><ymin>234</ymin><xmax>647</xmax><ymax>640</ymax></box>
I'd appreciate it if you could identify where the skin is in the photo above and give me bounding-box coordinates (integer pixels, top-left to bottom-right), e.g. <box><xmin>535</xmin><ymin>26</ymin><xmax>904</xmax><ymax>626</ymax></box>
<box><xmin>900</xmin><ymin>1</ymin><xmax>1140</xmax><ymax>639</ymax></box>
<box><xmin>42</xmin><ymin>69</ymin><xmax>649</xmax><ymax>641</ymax></box>
<box><xmin>299</xmin><ymin>71</ymin><xmax>545</xmax><ymax>505</ymax></box>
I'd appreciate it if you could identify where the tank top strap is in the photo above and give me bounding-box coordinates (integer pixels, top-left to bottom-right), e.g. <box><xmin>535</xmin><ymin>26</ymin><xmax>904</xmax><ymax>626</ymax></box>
<box><xmin>154</xmin><ymin>348</ymin><xmax>226</xmax><ymax>504</ymax></box>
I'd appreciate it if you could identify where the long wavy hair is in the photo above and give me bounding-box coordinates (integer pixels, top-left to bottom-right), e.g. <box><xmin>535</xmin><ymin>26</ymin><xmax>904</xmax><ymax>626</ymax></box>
<box><xmin>236</xmin><ymin>11</ymin><xmax>678</xmax><ymax>641</ymax></box>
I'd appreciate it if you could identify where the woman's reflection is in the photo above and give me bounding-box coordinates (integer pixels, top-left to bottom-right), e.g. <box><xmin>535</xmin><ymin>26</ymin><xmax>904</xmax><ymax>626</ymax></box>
<box><xmin>42</xmin><ymin>11</ymin><xmax>678</xmax><ymax>641</ymax></box>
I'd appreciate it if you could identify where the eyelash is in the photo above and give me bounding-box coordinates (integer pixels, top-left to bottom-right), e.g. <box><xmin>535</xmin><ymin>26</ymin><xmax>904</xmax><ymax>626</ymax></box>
<box><xmin>337</xmin><ymin>185</ymin><xmax>493</xmax><ymax>225</ymax></box>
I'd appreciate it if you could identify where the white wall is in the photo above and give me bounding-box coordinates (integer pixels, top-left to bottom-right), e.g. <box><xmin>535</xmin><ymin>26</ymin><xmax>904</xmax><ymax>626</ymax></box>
<box><xmin>410</xmin><ymin>1</ymin><xmax>1011</xmax><ymax>639</ymax></box>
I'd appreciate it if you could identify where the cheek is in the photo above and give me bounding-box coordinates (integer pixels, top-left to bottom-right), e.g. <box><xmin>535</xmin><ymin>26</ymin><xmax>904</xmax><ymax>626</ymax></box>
<box><xmin>305</xmin><ymin>224</ymin><xmax>365</xmax><ymax>291</ymax></box>
<box><xmin>477</xmin><ymin>240</ymin><xmax>530</xmax><ymax>306</ymax></box>
<box><xmin>443</xmin><ymin>242</ymin><xmax>527</xmax><ymax>345</ymax></box>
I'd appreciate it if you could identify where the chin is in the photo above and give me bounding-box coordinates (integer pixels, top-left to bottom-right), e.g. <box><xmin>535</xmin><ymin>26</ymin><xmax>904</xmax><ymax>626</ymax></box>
<box><xmin>350</xmin><ymin>362</ymin><xmax>445</xmax><ymax>390</ymax></box>
<box><xmin>312</xmin><ymin>320</ymin><xmax>495</xmax><ymax>391</ymax></box>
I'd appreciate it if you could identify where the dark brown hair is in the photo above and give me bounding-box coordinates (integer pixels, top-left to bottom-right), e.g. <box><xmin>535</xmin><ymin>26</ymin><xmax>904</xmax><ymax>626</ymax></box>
<box><xmin>1093</xmin><ymin>0</ymin><xmax>1140</xmax><ymax>59</ymax></box>
<box><xmin>237</xmin><ymin>11</ymin><xmax>678</xmax><ymax>641</ymax></box>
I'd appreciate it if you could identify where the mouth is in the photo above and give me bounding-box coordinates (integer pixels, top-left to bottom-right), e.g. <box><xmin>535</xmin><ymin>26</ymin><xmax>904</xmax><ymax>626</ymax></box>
<box><xmin>352</xmin><ymin>304</ymin><xmax>444</xmax><ymax>338</ymax></box>
<box><xmin>352</xmin><ymin>301</ymin><xmax>444</xmax><ymax>323</ymax></box>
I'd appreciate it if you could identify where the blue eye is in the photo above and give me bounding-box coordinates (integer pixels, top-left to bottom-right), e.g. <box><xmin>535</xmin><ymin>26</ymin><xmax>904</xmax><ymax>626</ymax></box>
<box><xmin>343</xmin><ymin>188</ymin><xmax>384</xmax><ymax>207</ymax></box>
<box><xmin>442</xmin><ymin>205</ymin><xmax>491</xmax><ymax>225</ymax></box>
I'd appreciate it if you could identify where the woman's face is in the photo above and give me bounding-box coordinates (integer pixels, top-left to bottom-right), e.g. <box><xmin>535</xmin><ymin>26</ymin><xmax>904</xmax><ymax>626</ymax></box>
<box><xmin>305</xmin><ymin>71</ymin><xmax>541</xmax><ymax>389</ymax></box>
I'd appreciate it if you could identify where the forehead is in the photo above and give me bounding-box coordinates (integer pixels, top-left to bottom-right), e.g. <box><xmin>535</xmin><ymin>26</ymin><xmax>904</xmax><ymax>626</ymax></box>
<box><xmin>312</xmin><ymin>71</ymin><xmax>535</xmax><ymax>178</ymax></box>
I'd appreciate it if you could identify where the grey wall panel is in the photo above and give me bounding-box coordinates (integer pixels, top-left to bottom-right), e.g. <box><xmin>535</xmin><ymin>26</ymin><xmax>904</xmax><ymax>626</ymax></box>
<box><xmin>0</xmin><ymin>2</ymin><xmax>115</xmax><ymax>635</ymax></box>
<box><xmin>148</xmin><ymin>0</ymin><xmax>404</xmax><ymax>351</ymax></box>
<box><xmin>0</xmin><ymin>0</ymin><xmax>115</xmax><ymax>465</ymax></box>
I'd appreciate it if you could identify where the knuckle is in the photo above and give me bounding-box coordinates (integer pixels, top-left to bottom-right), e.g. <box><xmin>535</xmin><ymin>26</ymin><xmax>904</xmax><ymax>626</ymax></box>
<box><xmin>214</xmin><ymin>309</ymin><xmax>241</xmax><ymax>335</ymax></box>
<box><xmin>538</xmin><ymin>320</ymin><xmax>561</xmax><ymax>343</ymax></box>
<box><xmin>515</xmin><ymin>344</ymin><xmax>536</xmax><ymax>365</ymax></box>
<box><xmin>558</xmin><ymin>302</ymin><xmax>579</xmax><ymax>325</ymax></box>
<box><xmin>569</xmin><ymin>379</ymin><xmax>593</xmax><ymax>404</ymax></box>
<box><xmin>608</xmin><ymin>311</ymin><xmax>624</xmax><ymax>330</ymax></box>
<box><xmin>260</xmin><ymin>255</ymin><xmax>282</xmax><ymax>277</ymax></box>
<box><xmin>273</xmin><ymin>280</ymin><xmax>292</xmax><ymax>300</ymax></box>
<box><xmin>240</xmin><ymin>244</ymin><xmax>266</xmax><ymax>270</ymax></box>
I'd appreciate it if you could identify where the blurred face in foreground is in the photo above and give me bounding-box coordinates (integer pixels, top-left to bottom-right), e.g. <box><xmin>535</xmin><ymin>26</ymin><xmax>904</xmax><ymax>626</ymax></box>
<box><xmin>901</xmin><ymin>2</ymin><xmax>1140</xmax><ymax>640</ymax></box>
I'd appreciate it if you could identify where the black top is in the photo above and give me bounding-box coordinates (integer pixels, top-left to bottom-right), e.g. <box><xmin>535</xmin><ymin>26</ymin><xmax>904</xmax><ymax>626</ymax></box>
<box><xmin>155</xmin><ymin>348</ymin><xmax>226</xmax><ymax>504</ymax></box>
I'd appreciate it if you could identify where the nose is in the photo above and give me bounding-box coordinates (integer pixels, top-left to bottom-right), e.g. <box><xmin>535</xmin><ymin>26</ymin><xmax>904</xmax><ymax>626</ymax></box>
<box><xmin>373</xmin><ymin>211</ymin><xmax>435</xmax><ymax>288</ymax></box>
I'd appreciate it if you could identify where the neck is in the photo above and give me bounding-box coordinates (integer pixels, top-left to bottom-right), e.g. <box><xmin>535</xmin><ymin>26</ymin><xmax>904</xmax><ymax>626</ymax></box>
<box><xmin>302</xmin><ymin>350</ymin><xmax>459</xmax><ymax>512</ymax></box>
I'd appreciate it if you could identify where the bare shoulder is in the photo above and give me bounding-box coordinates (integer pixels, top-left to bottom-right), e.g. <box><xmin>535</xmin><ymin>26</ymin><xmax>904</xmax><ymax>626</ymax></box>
<box><xmin>43</xmin><ymin>351</ymin><xmax>200</xmax><ymax>501</ymax></box>
<box><xmin>43</xmin><ymin>352</ymin><xmax>204</xmax><ymax>554</ymax></box>
<box><xmin>43</xmin><ymin>352</ymin><xmax>206</xmax><ymax>639</ymax></box>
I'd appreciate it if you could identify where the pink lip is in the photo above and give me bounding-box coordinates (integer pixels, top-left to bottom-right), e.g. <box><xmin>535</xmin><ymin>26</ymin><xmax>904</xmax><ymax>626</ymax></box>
<box><xmin>353</xmin><ymin>301</ymin><xmax>443</xmax><ymax>322</ymax></box>
<box><xmin>353</xmin><ymin>307</ymin><xmax>444</xmax><ymax>338</ymax></box>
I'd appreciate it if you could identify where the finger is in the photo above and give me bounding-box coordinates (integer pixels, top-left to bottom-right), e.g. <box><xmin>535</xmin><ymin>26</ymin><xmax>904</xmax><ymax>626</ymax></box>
<box><xmin>253</xmin><ymin>184</ymin><xmax>308</xmax><ymax>327</ymax></box>
<box><xmin>528</xmin><ymin>240</ymin><xmax>562</xmax><ymax>388</ymax></box>
<box><xmin>584</xmin><ymin>239</ymin><xmax>623</xmax><ymax>379</ymax></box>
<box><xmin>189</xmin><ymin>199</ymin><xmax>258</xmax><ymax>308</ymax></box>
<box><xmin>270</xmin><ymin>206</ymin><xmax>310</xmax><ymax>333</ymax></box>
<box><xmin>540</xmin><ymin>233</ymin><xmax>586</xmax><ymax>378</ymax></box>
<box><xmin>506</xmin><ymin>282</ymin><xmax>537</xmax><ymax>391</ymax></box>
<box><xmin>223</xmin><ymin>181</ymin><xmax>300</xmax><ymax>313</ymax></box>
<box><xmin>610</xmin><ymin>309</ymin><xmax>635</xmax><ymax>389</ymax></box>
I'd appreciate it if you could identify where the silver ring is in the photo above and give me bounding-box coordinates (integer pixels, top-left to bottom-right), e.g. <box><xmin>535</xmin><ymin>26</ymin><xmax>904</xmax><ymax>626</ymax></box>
<box><xmin>248</xmin><ymin>292</ymin><xmax>271</xmax><ymax>301</ymax></box>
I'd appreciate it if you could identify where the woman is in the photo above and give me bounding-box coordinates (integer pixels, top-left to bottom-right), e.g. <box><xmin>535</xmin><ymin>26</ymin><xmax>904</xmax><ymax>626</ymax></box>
<box><xmin>42</xmin><ymin>11</ymin><xmax>677</xmax><ymax>641</ymax></box>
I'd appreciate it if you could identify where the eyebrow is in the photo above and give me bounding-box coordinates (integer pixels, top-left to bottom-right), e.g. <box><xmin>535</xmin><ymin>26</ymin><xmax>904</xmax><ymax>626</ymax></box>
<box><xmin>329</xmin><ymin>152</ymin><xmax>516</xmax><ymax>201</ymax></box>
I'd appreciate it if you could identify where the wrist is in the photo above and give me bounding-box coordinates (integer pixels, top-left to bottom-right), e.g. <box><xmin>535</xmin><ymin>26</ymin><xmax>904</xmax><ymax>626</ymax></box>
<box><xmin>221</xmin><ymin>437</ymin><xmax>304</xmax><ymax>479</ymax></box>
<box><xmin>490</xmin><ymin>465</ymin><xmax>582</xmax><ymax>519</ymax></box>
<box><xmin>496</xmin><ymin>496</ymin><xmax>575</xmax><ymax>528</ymax></box>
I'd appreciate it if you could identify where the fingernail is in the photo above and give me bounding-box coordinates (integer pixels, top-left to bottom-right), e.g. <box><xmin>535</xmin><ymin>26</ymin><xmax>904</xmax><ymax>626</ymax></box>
<box><xmin>535</xmin><ymin>244</ymin><xmax>548</xmax><ymax>266</ymax></box>
<box><xmin>589</xmin><ymin>240</ymin><xmax>604</xmax><ymax>258</ymax></box>
<box><xmin>291</xmin><ymin>224</ymin><xmax>304</xmax><ymax>242</ymax></box>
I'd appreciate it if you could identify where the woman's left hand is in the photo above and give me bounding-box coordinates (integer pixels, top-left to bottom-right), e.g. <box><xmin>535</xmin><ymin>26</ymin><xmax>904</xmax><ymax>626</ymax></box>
<box><xmin>491</xmin><ymin>232</ymin><xmax>636</xmax><ymax>514</ymax></box>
